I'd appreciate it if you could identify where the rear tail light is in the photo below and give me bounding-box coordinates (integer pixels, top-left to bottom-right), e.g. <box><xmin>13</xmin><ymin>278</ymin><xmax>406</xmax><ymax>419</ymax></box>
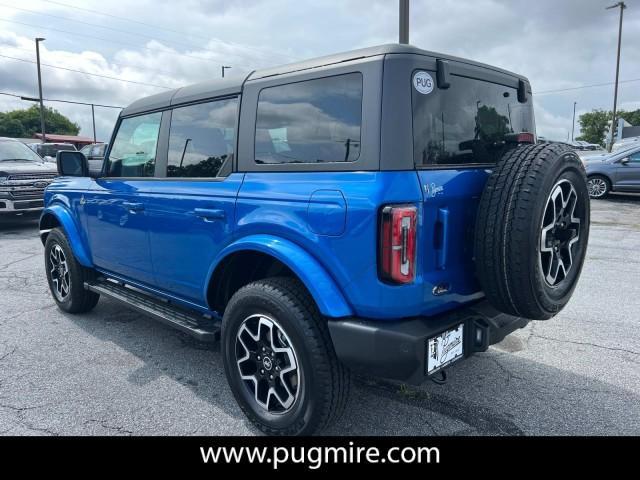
<box><xmin>379</xmin><ymin>205</ymin><xmax>417</xmax><ymax>284</ymax></box>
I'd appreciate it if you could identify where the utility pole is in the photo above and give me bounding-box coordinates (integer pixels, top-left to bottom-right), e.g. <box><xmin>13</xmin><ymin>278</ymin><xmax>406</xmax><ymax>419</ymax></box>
<box><xmin>399</xmin><ymin>0</ymin><xmax>409</xmax><ymax>44</ymax></box>
<box><xmin>221</xmin><ymin>66</ymin><xmax>232</xmax><ymax>78</ymax></box>
<box><xmin>91</xmin><ymin>104</ymin><xmax>96</xmax><ymax>143</ymax></box>
<box><xmin>606</xmin><ymin>2</ymin><xmax>626</xmax><ymax>152</ymax></box>
<box><xmin>35</xmin><ymin>37</ymin><xmax>46</xmax><ymax>143</ymax></box>
<box><xmin>571</xmin><ymin>101</ymin><xmax>577</xmax><ymax>142</ymax></box>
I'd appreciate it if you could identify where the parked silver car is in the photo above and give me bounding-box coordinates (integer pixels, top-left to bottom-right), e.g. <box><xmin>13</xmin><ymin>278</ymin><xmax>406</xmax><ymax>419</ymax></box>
<box><xmin>584</xmin><ymin>145</ymin><xmax>640</xmax><ymax>198</ymax></box>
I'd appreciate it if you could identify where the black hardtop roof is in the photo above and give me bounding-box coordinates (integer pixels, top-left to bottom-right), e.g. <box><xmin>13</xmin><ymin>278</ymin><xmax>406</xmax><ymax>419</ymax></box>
<box><xmin>121</xmin><ymin>43</ymin><xmax>529</xmax><ymax>117</ymax></box>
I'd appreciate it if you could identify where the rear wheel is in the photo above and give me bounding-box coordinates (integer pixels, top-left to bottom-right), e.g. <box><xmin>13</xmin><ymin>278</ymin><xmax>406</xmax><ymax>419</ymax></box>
<box><xmin>44</xmin><ymin>228</ymin><xmax>100</xmax><ymax>313</ymax></box>
<box><xmin>474</xmin><ymin>143</ymin><xmax>590</xmax><ymax>320</ymax></box>
<box><xmin>221</xmin><ymin>277</ymin><xmax>350</xmax><ymax>435</ymax></box>
<box><xmin>587</xmin><ymin>175</ymin><xmax>610</xmax><ymax>199</ymax></box>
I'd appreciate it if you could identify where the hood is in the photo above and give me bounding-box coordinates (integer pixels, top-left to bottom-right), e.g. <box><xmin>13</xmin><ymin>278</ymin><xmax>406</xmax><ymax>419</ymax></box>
<box><xmin>0</xmin><ymin>160</ymin><xmax>58</xmax><ymax>176</ymax></box>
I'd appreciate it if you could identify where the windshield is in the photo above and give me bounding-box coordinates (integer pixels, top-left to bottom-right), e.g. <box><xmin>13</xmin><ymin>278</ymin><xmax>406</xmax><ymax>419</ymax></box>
<box><xmin>37</xmin><ymin>144</ymin><xmax>76</xmax><ymax>157</ymax></box>
<box><xmin>0</xmin><ymin>141</ymin><xmax>44</xmax><ymax>162</ymax></box>
<box><xmin>412</xmin><ymin>73</ymin><xmax>535</xmax><ymax>166</ymax></box>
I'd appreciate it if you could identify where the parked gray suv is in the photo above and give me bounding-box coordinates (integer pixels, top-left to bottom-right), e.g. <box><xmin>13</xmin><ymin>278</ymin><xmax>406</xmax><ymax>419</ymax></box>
<box><xmin>585</xmin><ymin>145</ymin><xmax>640</xmax><ymax>198</ymax></box>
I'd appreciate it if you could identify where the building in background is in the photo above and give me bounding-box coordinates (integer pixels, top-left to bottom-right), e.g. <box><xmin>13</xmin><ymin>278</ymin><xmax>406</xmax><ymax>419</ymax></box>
<box><xmin>32</xmin><ymin>133</ymin><xmax>96</xmax><ymax>149</ymax></box>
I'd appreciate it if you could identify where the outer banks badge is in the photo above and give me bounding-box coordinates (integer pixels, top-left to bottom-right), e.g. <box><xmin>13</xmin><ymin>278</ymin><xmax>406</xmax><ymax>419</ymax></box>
<box><xmin>413</xmin><ymin>71</ymin><xmax>434</xmax><ymax>95</ymax></box>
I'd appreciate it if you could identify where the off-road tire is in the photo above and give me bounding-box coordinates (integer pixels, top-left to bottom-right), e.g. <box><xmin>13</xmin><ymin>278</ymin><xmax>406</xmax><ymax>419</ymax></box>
<box><xmin>474</xmin><ymin>143</ymin><xmax>590</xmax><ymax>320</ymax></box>
<box><xmin>44</xmin><ymin>228</ymin><xmax>100</xmax><ymax>313</ymax></box>
<box><xmin>221</xmin><ymin>277</ymin><xmax>351</xmax><ymax>435</ymax></box>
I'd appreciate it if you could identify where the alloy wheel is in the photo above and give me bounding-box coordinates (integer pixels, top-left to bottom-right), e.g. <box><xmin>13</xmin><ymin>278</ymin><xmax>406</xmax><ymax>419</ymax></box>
<box><xmin>235</xmin><ymin>314</ymin><xmax>300</xmax><ymax>414</ymax></box>
<box><xmin>49</xmin><ymin>243</ymin><xmax>70</xmax><ymax>301</ymax></box>
<box><xmin>539</xmin><ymin>179</ymin><xmax>582</xmax><ymax>287</ymax></box>
<box><xmin>587</xmin><ymin>177</ymin><xmax>607</xmax><ymax>198</ymax></box>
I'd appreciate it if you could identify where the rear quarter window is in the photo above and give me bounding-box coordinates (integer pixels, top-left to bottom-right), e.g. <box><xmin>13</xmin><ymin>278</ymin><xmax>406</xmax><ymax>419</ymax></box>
<box><xmin>255</xmin><ymin>73</ymin><xmax>363</xmax><ymax>164</ymax></box>
<box><xmin>412</xmin><ymin>73</ymin><xmax>534</xmax><ymax>167</ymax></box>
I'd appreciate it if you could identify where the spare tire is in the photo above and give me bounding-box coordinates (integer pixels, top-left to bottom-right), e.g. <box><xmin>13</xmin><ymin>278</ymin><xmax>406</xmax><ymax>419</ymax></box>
<box><xmin>474</xmin><ymin>143</ymin><xmax>590</xmax><ymax>320</ymax></box>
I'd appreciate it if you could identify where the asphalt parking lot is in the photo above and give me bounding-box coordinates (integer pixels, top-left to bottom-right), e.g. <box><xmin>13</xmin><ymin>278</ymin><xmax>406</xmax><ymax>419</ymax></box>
<box><xmin>1</xmin><ymin>195</ymin><xmax>639</xmax><ymax>436</ymax></box>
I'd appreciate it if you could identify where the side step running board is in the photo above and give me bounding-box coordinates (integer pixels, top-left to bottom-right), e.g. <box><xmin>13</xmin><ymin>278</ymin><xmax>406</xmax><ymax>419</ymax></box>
<box><xmin>85</xmin><ymin>279</ymin><xmax>220</xmax><ymax>342</ymax></box>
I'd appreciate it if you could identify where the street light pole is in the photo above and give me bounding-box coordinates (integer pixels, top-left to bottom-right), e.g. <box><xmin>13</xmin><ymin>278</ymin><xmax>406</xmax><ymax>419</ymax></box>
<box><xmin>399</xmin><ymin>0</ymin><xmax>409</xmax><ymax>44</ymax></box>
<box><xmin>606</xmin><ymin>2</ymin><xmax>626</xmax><ymax>152</ymax></box>
<box><xmin>91</xmin><ymin>104</ymin><xmax>96</xmax><ymax>143</ymax></box>
<box><xmin>571</xmin><ymin>101</ymin><xmax>577</xmax><ymax>142</ymax></box>
<box><xmin>221</xmin><ymin>66</ymin><xmax>232</xmax><ymax>78</ymax></box>
<box><xmin>35</xmin><ymin>37</ymin><xmax>46</xmax><ymax>143</ymax></box>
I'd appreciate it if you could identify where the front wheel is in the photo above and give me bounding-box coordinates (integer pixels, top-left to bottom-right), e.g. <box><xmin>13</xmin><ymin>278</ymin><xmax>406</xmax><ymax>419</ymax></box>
<box><xmin>44</xmin><ymin>228</ymin><xmax>100</xmax><ymax>313</ymax></box>
<box><xmin>221</xmin><ymin>277</ymin><xmax>350</xmax><ymax>435</ymax></box>
<box><xmin>587</xmin><ymin>175</ymin><xmax>610</xmax><ymax>199</ymax></box>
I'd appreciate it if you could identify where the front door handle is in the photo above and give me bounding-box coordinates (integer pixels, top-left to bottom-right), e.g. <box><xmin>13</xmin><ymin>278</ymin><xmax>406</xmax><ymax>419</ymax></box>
<box><xmin>122</xmin><ymin>201</ymin><xmax>144</xmax><ymax>213</ymax></box>
<box><xmin>194</xmin><ymin>208</ymin><xmax>226</xmax><ymax>222</ymax></box>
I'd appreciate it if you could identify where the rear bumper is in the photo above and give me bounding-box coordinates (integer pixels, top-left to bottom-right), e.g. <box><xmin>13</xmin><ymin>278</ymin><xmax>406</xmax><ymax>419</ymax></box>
<box><xmin>0</xmin><ymin>198</ymin><xmax>44</xmax><ymax>214</ymax></box>
<box><xmin>327</xmin><ymin>300</ymin><xmax>528</xmax><ymax>385</ymax></box>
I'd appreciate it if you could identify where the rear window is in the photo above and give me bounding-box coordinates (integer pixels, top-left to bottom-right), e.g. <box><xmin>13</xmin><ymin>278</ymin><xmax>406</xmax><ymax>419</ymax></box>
<box><xmin>39</xmin><ymin>144</ymin><xmax>76</xmax><ymax>157</ymax></box>
<box><xmin>412</xmin><ymin>73</ymin><xmax>534</xmax><ymax>167</ymax></box>
<box><xmin>255</xmin><ymin>73</ymin><xmax>362</xmax><ymax>164</ymax></box>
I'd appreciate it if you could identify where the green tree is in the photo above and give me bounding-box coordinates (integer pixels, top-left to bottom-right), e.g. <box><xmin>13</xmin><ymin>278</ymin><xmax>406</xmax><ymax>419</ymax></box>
<box><xmin>0</xmin><ymin>105</ymin><xmax>80</xmax><ymax>138</ymax></box>
<box><xmin>617</xmin><ymin>109</ymin><xmax>640</xmax><ymax>127</ymax></box>
<box><xmin>0</xmin><ymin>113</ymin><xmax>26</xmax><ymax>137</ymax></box>
<box><xmin>576</xmin><ymin>109</ymin><xmax>610</xmax><ymax>146</ymax></box>
<box><xmin>576</xmin><ymin>108</ymin><xmax>640</xmax><ymax>146</ymax></box>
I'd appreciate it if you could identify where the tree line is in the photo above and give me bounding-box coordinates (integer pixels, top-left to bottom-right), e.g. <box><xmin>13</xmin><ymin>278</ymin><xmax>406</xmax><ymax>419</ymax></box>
<box><xmin>0</xmin><ymin>105</ymin><xmax>80</xmax><ymax>138</ymax></box>
<box><xmin>577</xmin><ymin>109</ymin><xmax>640</xmax><ymax>147</ymax></box>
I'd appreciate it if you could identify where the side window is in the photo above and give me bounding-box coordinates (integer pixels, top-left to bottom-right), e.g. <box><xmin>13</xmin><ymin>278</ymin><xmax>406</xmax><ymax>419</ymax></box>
<box><xmin>106</xmin><ymin>112</ymin><xmax>161</xmax><ymax>177</ymax></box>
<box><xmin>255</xmin><ymin>73</ymin><xmax>362</xmax><ymax>164</ymax></box>
<box><xmin>167</xmin><ymin>98</ymin><xmax>238</xmax><ymax>178</ymax></box>
<box><xmin>628</xmin><ymin>152</ymin><xmax>640</xmax><ymax>162</ymax></box>
<box><xmin>91</xmin><ymin>145</ymin><xmax>102</xmax><ymax>157</ymax></box>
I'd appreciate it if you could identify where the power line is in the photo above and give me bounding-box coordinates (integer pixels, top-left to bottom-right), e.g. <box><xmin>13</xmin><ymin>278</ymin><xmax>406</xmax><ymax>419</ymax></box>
<box><xmin>535</xmin><ymin>78</ymin><xmax>640</xmax><ymax>95</ymax></box>
<box><xmin>0</xmin><ymin>91</ymin><xmax>123</xmax><ymax>108</ymax></box>
<box><xmin>0</xmin><ymin>3</ymin><xmax>277</xmax><ymax>68</ymax></box>
<box><xmin>0</xmin><ymin>18</ymin><xmax>242</xmax><ymax>67</ymax></box>
<box><xmin>2</xmin><ymin>43</ymin><xmax>194</xmax><ymax>78</ymax></box>
<box><xmin>0</xmin><ymin>53</ymin><xmax>174</xmax><ymax>89</ymax></box>
<box><xmin>41</xmin><ymin>0</ymin><xmax>299</xmax><ymax>63</ymax></box>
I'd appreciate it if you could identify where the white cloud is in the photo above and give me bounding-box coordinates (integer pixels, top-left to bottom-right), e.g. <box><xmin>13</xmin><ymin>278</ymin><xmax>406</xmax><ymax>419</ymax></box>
<box><xmin>0</xmin><ymin>0</ymin><xmax>639</xmax><ymax>142</ymax></box>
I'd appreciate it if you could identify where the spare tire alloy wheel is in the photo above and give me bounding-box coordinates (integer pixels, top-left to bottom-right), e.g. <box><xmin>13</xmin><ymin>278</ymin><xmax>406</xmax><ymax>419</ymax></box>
<box><xmin>539</xmin><ymin>180</ymin><xmax>581</xmax><ymax>287</ymax></box>
<box><xmin>49</xmin><ymin>243</ymin><xmax>70</xmax><ymax>302</ymax></box>
<box><xmin>235</xmin><ymin>314</ymin><xmax>300</xmax><ymax>413</ymax></box>
<box><xmin>474</xmin><ymin>143</ymin><xmax>590</xmax><ymax>320</ymax></box>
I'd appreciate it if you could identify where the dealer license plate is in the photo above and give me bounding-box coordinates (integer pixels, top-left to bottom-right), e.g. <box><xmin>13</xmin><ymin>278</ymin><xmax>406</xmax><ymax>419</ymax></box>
<box><xmin>427</xmin><ymin>324</ymin><xmax>464</xmax><ymax>374</ymax></box>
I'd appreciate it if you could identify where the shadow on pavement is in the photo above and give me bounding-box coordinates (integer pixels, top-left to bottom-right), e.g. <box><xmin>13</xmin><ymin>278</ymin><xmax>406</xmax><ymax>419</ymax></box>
<box><xmin>0</xmin><ymin>214</ymin><xmax>40</xmax><ymax>235</ymax></box>
<box><xmin>67</xmin><ymin>297</ymin><xmax>639</xmax><ymax>436</ymax></box>
<box><xmin>600</xmin><ymin>192</ymin><xmax>640</xmax><ymax>204</ymax></box>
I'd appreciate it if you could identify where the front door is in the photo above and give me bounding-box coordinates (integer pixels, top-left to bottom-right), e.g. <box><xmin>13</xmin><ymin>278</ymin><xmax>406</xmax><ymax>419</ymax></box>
<box><xmin>614</xmin><ymin>150</ymin><xmax>640</xmax><ymax>192</ymax></box>
<box><xmin>146</xmin><ymin>98</ymin><xmax>241</xmax><ymax>305</ymax></box>
<box><xmin>85</xmin><ymin>111</ymin><xmax>163</xmax><ymax>285</ymax></box>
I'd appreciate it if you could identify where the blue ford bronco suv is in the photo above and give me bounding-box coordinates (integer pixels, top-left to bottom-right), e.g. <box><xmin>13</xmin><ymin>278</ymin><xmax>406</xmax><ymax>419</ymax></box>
<box><xmin>41</xmin><ymin>44</ymin><xmax>590</xmax><ymax>435</ymax></box>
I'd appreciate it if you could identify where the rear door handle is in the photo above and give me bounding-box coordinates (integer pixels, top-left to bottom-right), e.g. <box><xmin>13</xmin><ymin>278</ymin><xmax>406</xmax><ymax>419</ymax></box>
<box><xmin>194</xmin><ymin>208</ymin><xmax>226</xmax><ymax>222</ymax></box>
<box><xmin>122</xmin><ymin>201</ymin><xmax>144</xmax><ymax>213</ymax></box>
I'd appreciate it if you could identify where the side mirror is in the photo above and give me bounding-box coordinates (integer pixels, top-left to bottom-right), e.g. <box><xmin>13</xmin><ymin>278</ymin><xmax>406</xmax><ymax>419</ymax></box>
<box><xmin>620</xmin><ymin>157</ymin><xmax>630</xmax><ymax>165</ymax></box>
<box><xmin>56</xmin><ymin>151</ymin><xmax>88</xmax><ymax>177</ymax></box>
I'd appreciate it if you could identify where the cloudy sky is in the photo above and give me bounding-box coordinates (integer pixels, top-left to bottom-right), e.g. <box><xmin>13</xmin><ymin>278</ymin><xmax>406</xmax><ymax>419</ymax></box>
<box><xmin>1</xmin><ymin>0</ymin><xmax>639</xmax><ymax>142</ymax></box>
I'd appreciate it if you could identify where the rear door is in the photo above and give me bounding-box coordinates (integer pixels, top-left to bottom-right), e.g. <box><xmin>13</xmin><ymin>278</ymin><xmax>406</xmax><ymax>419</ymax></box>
<box><xmin>411</xmin><ymin>64</ymin><xmax>535</xmax><ymax>298</ymax></box>
<box><xmin>145</xmin><ymin>97</ymin><xmax>242</xmax><ymax>305</ymax></box>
